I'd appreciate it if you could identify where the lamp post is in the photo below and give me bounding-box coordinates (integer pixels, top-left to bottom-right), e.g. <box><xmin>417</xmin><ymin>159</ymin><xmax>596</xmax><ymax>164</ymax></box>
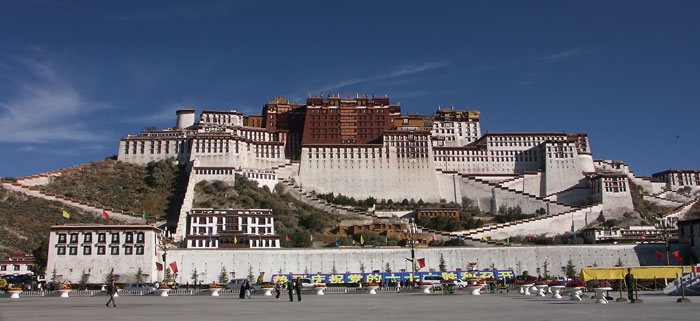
<box><xmin>655</xmin><ymin>218</ymin><xmax>675</xmax><ymax>266</ymax></box>
<box><xmin>157</xmin><ymin>230</ymin><xmax>177</xmax><ymax>282</ymax></box>
<box><xmin>403</xmin><ymin>219</ymin><xmax>418</xmax><ymax>286</ymax></box>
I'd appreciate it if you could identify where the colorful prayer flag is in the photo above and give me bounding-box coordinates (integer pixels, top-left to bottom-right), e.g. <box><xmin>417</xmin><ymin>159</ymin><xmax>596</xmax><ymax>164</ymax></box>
<box><xmin>335</xmin><ymin>240</ymin><xmax>339</xmax><ymax>247</ymax></box>
<box><xmin>102</xmin><ymin>210</ymin><xmax>109</xmax><ymax>218</ymax></box>
<box><xmin>310</xmin><ymin>234</ymin><xmax>314</xmax><ymax>242</ymax></box>
<box><xmin>62</xmin><ymin>210</ymin><xmax>70</xmax><ymax>219</ymax></box>
<box><xmin>360</xmin><ymin>235</ymin><xmax>364</xmax><ymax>245</ymax></box>
<box><xmin>385</xmin><ymin>236</ymin><xmax>388</xmax><ymax>245</ymax></box>
<box><xmin>234</xmin><ymin>236</ymin><xmax>238</xmax><ymax>244</ymax></box>
<box><xmin>142</xmin><ymin>209</ymin><xmax>146</xmax><ymax>219</ymax></box>
<box><xmin>285</xmin><ymin>235</ymin><xmax>290</xmax><ymax>242</ymax></box>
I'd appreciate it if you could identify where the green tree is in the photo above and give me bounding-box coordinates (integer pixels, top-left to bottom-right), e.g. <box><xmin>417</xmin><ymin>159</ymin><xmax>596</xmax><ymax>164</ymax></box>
<box><xmin>247</xmin><ymin>266</ymin><xmax>254</xmax><ymax>282</ymax></box>
<box><xmin>565</xmin><ymin>259</ymin><xmax>577</xmax><ymax>278</ymax></box>
<box><xmin>191</xmin><ymin>268</ymin><xmax>199</xmax><ymax>285</ymax></box>
<box><xmin>164</xmin><ymin>267</ymin><xmax>173</xmax><ymax>283</ymax></box>
<box><xmin>439</xmin><ymin>254</ymin><xmax>447</xmax><ymax>272</ymax></box>
<box><xmin>135</xmin><ymin>267</ymin><xmax>144</xmax><ymax>283</ymax></box>
<box><xmin>79</xmin><ymin>270</ymin><xmax>89</xmax><ymax>288</ymax></box>
<box><xmin>218</xmin><ymin>267</ymin><xmax>229</xmax><ymax>285</ymax></box>
<box><xmin>360</xmin><ymin>262</ymin><xmax>366</xmax><ymax>274</ymax></box>
<box><xmin>332</xmin><ymin>262</ymin><xmax>338</xmax><ymax>274</ymax></box>
<box><xmin>105</xmin><ymin>268</ymin><xmax>115</xmax><ymax>284</ymax></box>
<box><xmin>385</xmin><ymin>262</ymin><xmax>392</xmax><ymax>273</ymax></box>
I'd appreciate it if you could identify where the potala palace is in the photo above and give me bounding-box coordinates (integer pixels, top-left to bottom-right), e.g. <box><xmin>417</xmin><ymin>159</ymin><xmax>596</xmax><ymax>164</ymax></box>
<box><xmin>6</xmin><ymin>94</ymin><xmax>697</xmax><ymax>284</ymax></box>
<box><xmin>117</xmin><ymin>95</ymin><xmax>699</xmax><ymax>241</ymax></box>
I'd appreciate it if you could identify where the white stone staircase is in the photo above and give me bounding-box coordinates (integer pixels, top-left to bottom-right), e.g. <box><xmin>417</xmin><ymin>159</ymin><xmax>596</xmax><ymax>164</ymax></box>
<box><xmin>663</xmin><ymin>266</ymin><xmax>700</xmax><ymax>296</ymax></box>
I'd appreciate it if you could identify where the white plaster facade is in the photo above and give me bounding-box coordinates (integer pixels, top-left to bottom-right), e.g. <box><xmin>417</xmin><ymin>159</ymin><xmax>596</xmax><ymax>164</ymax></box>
<box><xmin>186</xmin><ymin>208</ymin><xmax>280</xmax><ymax>249</ymax></box>
<box><xmin>46</xmin><ymin>225</ymin><xmax>162</xmax><ymax>284</ymax></box>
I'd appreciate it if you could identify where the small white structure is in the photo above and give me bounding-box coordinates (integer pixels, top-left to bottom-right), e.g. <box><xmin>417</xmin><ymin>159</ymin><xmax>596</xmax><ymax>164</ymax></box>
<box><xmin>186</xmin><ymin>209</ymin><xmax>280</xmax><ymax>249</ymax></box>
<box><xmin>0</xmin><ymin>253</ymin><xmax>36</xmax><ymax>277</ymax></box>
<box><xmin>46</xmin><ymin>225</ymin><xmax>163</xmax><ymax>284</ymax></box>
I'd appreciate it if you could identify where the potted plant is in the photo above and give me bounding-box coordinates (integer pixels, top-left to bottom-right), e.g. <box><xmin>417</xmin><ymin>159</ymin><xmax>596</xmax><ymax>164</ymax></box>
<box><xmin>208</xmin><ymin>284</ymin><xmax>222</xmax><ymax>296</ymax></box>
<box><xmin>565</xmin><ymin>280</ymin><xmax>586</xmax><ymax>301</ymax></box>
<box><xmin>313</xmin><ymin>283</ymin><xmax>327</xmax><ymax>296</ymax></box>
<box><xmin>548</xmin><ymin>280</ymin><xmax>566</xmax><ymax>299</ymax></box>
<box><xmin>58</xmin><ymin>284</ymin><xmax>72</xmax><ymax>298</ymax></box>
<box><xmin>8</xmin><ymin>286</ymin><xmax>22</xmax><ymax>299</ymax></box>
<box><xmin>365</xmin><ymin>282</ymin><xmax>380</xmax><ymax>295</ymax></box>
<box><xmin>158</xmin><ymin>285</ymin><xmax>172</xmax><ymax>297</ymax></box>
<box><xmin>534</xmin><ymin>280</ymin><xmax>548</xmax><ymax>297</ymax></box>
<box><xmin>591</xmin><ymin>281</ymin><xmax>612</xmax><ymax>304</ymax></box>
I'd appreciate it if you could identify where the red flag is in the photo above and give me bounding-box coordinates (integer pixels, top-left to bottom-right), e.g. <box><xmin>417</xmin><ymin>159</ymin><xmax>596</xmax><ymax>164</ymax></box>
<box><xmin>552</xmin><ymin>234</ymin><xmax>556</xmax><ymax>241</ymax></box>
<box><xmin>169</xmin><ymin>261</ymin><xmax>178</xmax><ymax>274</ymax></box>
<box><xmin>528</xmin><ymin>234</ymin><xmax>531</xmax><ymax>241</ymax></box>
<box><xmin>285</xmin><ymin>235</ymin><xmax>291</xmax><ymax>242</ymax></box>
<box><xmin>102</xmin><ymin>210</ymin><xmax>109</xmax><ymax>218</ymax></box>
<box><xmin>156</xmin><ymin>262</ymin><xmax>163</xmax><ymax>271</ymax></box>
<box><xmin>672</xmin><ymin>251</ymin><xmax>682</xmax><ymax>262</ymax></box>
<box><xmin>655</xmin><ymin>251</ymin><xmax>664</xmax><ymax>259</ymax></box>
<box><xmin>417</xmin><ymin>258</ymin><xmax>426</xmax><ymax>269</ymax></box>
<box><xmin>347</xmin><ymin>93</ymin><xmax>350</xmax><ymax>99</ymax></box>
<box><xmin>642</xmin><ymin>232</ymin><xmax>647</xmax><ymax>238</ymax></box>
<box><xmin>310</xmin><ymin>235</ymin><xmax>314</xmax><ymax>242</ymax></box>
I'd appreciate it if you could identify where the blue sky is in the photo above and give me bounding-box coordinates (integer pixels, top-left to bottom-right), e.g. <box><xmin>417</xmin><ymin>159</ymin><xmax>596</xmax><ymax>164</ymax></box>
<box><xmin>0</xmin><ymin>0</ymin><xmax>698</xmax><ymax>178</ymax></box>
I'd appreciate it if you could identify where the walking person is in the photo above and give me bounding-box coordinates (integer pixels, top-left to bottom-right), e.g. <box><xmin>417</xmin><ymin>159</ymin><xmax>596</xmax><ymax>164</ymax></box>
<box><xmin>287</xmin><ymin>278</ymin><xmax>294</xmax><ymax>302</ymax></box>
<box><xmin>244</xmin><ymin>281</ymin><xmax>252</xmax><ymax>299</ymax></box>
<box><xmin>295</xmin><ymin>277</ymin><xmax>302</xmax><ymax>302</ymax></box>
<box><xmin>625</xmin><ymin>268</ymin><xmax>635</xmax><ymax>301</ymax></box>
<box><xmin>105</xmin><ymin>280</ymin><xmax>117</xmax><ymax>307</ymax></box>
<box><xmin>274</xmin><ymin>280</ymin><xmax>281</xmax><ymax>299</ymax></box>
<box><xmin>239</xmin><ymin>282</ymin><xmax>246</xmax><ymax>299</ymax></box>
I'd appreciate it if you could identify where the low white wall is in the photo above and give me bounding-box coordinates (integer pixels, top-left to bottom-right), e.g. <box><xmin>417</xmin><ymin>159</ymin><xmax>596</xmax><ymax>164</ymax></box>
<box><xmin>166</xmin><ymin>243</ymin><xmax>692</xmax><ymax>284</ymax></box>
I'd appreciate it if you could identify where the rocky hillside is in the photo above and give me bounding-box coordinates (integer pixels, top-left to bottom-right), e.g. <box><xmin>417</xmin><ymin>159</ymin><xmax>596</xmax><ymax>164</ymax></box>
<box><xmin>0</xmin><ymin>185</ymin><xmax>120</xmax><ymax>272</ymax></box>
<box><xmin>42</xmin><ymin>158</ymin><xmax>187</xmax><ymax>222</ymax></box>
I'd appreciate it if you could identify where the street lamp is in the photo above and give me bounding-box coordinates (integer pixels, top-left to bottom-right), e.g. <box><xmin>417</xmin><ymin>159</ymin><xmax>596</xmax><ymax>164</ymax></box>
<box><xmin>403</xmin><ymin>219</ymin><xmax>418</xmax><ymax>285</ymax></box>
<box><xmin>157</xmin><ymin>230</ymin><xmax>177</xmax><ymax>282</ymax></box>
<box><xmin>655</xmin><ymin>218</ymin><xmax>675</xmax><ymax>266</ymax></box>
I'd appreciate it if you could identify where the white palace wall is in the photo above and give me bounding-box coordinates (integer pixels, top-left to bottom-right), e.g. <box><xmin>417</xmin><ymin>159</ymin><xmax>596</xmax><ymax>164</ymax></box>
<box><xmin>166</xmin><ymin>244</ymin><xmax>692</xmax><ymax>284</ymax></box>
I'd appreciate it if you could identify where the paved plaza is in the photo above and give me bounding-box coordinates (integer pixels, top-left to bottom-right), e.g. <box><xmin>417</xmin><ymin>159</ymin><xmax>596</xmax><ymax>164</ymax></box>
<box><xmin>1</xmin><ymin>291</ymin><xmax>696</xmax><ymax>321</ymax></box>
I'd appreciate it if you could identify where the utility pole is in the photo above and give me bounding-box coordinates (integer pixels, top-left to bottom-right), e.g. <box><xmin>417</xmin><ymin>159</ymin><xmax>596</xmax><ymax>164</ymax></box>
<box><xmin>405</xmin><ymin>219</ymin><xmax>417</xmax><ymax>286</ymax></box>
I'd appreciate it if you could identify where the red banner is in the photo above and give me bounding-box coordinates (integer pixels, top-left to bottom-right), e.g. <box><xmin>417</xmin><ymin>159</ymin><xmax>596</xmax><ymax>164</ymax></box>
<box><xmin>169</xmin><ymin>261</ymin><xmax>178</xmax><ymax>274</ymax></box>
<box><xmin>417</xmin><ymin>258</ymin><xmax>426</xmax><ymax>269</ymax></box>
<box><xmin>156</xmin><ymin>262</ymin><xmax>163</xmax><ymax>271</ymax></box>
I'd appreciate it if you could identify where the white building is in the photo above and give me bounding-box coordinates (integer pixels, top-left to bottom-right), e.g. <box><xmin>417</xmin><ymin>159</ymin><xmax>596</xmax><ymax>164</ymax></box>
<box><xmin>0</xmin><ymin>253</ymin><xmax>35</xmax><ymax>277</ymax></box>
<box><xmin>186</xmin><ymin>209</ymin><xmax>280</xmax><ymax>249</ymax></box>
<box><xmin>46</xmin><ymin>225</ymin><xmax>163</xmax><ymax>284</ymax></box>
<box><xmin>652</xmin><ymin>170</ymin><xmax>700</xmax><ymax>191</ymax></box>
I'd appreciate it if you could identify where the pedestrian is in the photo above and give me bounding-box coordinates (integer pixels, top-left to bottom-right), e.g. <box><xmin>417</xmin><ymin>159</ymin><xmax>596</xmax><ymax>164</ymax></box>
<box><xmin>244</xmin><ymin>281</ymin><xmax>252</xmax><ymax>299</ymax></box>
<box><xmin>287</xmin><ymin>278</ymin><xmax>294</xmax><ymax>302</ymax></box>
<box><xmin>239</xmin><ymin>282</ymin><xmax>246</xmax><ymax>299</ymax></box>
<box><xmin>397</xmin><ymin>279</ymin><xmax>401</xmax><ymax>293</ymax></box>
<box><xmin>295</xmin><ymin>277</ymin><xmax>302</xmax><ymax>302</ymax></box>
<box><xmin>274</xmin><ymin>281</ymin><xmax>281</xmax><ymax>299</ymax></box>
<box><xmin>105</xmin><ymin>280</ymin><xmax>117</xmax><ymax>307</ymax></box>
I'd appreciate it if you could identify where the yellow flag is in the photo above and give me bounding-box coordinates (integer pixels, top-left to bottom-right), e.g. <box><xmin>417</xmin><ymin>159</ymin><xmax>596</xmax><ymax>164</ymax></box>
<box><xmin>62</xmin><ymin>210</ymin><xmax>70</xmax><ymax>219</ymax></box>
<box><xmin>360</xmin><ymin>235</ymin><xmax>364</xmax><ymax>245</ymax></box>
<box><xmin>234</xmin><ymin>236</ymin><xmax>237</xmax><ymax>244</ymax></box>
<box><xmin>482</xmin><ymin>235</ymin><xmax>487</xmax><ymax>241</ymax></box>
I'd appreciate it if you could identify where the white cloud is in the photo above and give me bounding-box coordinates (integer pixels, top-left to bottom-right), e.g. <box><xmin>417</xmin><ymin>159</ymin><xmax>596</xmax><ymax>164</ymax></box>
<box><xmin>541</xmin><ymin>49</ymin><xmax>589</xmax><ymax>62</ymax></box>
<box><xmin>0</xmin><ymin>59</ymin><xmax>108</xmax><ymax>143</ymax></box>
<box><xmin>313</xmin><ymin>61</ymin><xmax>448</xmax><ymax>94</ymax></box>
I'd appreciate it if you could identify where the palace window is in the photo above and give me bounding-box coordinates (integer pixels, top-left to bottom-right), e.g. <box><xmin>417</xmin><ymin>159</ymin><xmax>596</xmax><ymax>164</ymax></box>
<box><xmin>97</xmin><ymin>246</ymin><xmax>105</xmax><ymax>255</ymax></box>
<box><xmin>70</xmin><ymin>233</ymin><xmax>78</xmax><ymax>244</ymax></box>
<box><xmin>58</xmin><ymin>234</ymin><xmax>66</xmax><ymax>243</ymax></box>
<box><xmin>124</xmin><ymin>246</ymin><xmax>133</xmax><ymax>255</ymax></box>
<box><xmin>110</xmin><ymin>246</ymin><xmax>119</xmax><ymax>255</ymax></box>
<box><xmin>69</xmin><ymin>246</ymin><xmax>77</xmax><ymax>255</ymax></box>
<box><xmin>136</xmin><ymin>232</ymin><xmax>145</xmax><ymax>243</ymax></box>
<box><xmin>84</xmin><ymin>232</ymin><xmax>92</xmax><ymax>243</ymax></box>
<box><xmin>98</xmin><ymin>233</ymin><xmax>106</xmax><ymax>243</ymax></box>
<box><xmin>125</xmin><ymin>232</ymin><xmax>134</xmax><ymax>243</ymax></box>
<box><xmin>83</xmin><ymin>246</ymin><xmax>92</xmax><ymax>255</ymax></box>
<box><xmin>135</xmin><ymin>246</ymin><xmax>144</xmax><ymax>255</ymax></box>
<box><xmin>111</xmin><ymin>233</ymin><xmax>120</xmax><ymax>243</ymax></box>
<box><xmin>57</xmin><ymin>247</ymin><xmax>66</xmax><ymax>255</ymax></box>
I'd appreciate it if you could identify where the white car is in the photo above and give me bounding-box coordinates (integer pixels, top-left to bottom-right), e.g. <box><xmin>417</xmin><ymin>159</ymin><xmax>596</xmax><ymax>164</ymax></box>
<box><xmin>421</xmin><ymin>275</ymin><xmax>444</xmax><ymax>286</ymax></box>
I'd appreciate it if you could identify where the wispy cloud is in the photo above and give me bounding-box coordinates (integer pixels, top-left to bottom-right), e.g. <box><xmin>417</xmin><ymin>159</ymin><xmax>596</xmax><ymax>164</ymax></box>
<box><xmin>540</xmin><ymin>48</ymin><xmax>590</xmax><ymax>62</ymax></box>
<box><xmin>0</xmin><ymin>57</ymin><xmax>109</xmax><ymax>143</ymax></box>
<box><xmin>313</xmin><ymin>61</ymin><xmax>448</xmax><ymax>94</ymax></box>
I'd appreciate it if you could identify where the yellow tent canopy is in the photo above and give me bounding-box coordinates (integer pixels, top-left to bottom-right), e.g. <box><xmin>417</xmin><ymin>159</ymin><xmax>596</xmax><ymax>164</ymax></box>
<box><xmin>581</xmin><ymin>266</ymin><xmax>699</xmax><ymax>281</ymax></box>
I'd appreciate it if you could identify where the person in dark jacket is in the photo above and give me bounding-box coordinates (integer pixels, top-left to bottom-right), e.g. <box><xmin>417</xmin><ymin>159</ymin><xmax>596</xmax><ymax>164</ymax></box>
<box><xmin>287</xmin><ymin>278</ymin><xmax>294</xmax><ymax>302</ymax></box>
<box><xmin>106</xmin><ymin>280</ymin><xmax>117</xmax><ymax>307</ymax></box>
<box><xmin>274</xmin><ymin>280</ymin><xmax>281</xmax><ymax>299</ymax></box>
<box><xmin>239</xmin><ymin>282</ymin><xmax>246</xmax><ymax>299</ymax></box>
<box><xmin>244</xmin><ymin>281</ymin><xmax>252</xmax><ymax>299</ymax></box>
<box><xmin>294</xmin><ymin>277</ymin><xmax>302</xmax><ymax>302</ymax></box>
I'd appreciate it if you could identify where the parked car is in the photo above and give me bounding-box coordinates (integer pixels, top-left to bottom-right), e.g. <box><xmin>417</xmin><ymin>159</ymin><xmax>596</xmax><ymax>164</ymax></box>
<box><xmin>421</xmin><ymin>275</ymin><xmax>444</xmax><ymax>286</ymax></box>
<box><xmin>123</xmin><ymin>283</ymin><xmax>156</xmax><ymax>293</ymax></box>
<box><xmin>226</xmin><ymin>278</ymin><xmax>254</xmax><ymax>291</ymax></box>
